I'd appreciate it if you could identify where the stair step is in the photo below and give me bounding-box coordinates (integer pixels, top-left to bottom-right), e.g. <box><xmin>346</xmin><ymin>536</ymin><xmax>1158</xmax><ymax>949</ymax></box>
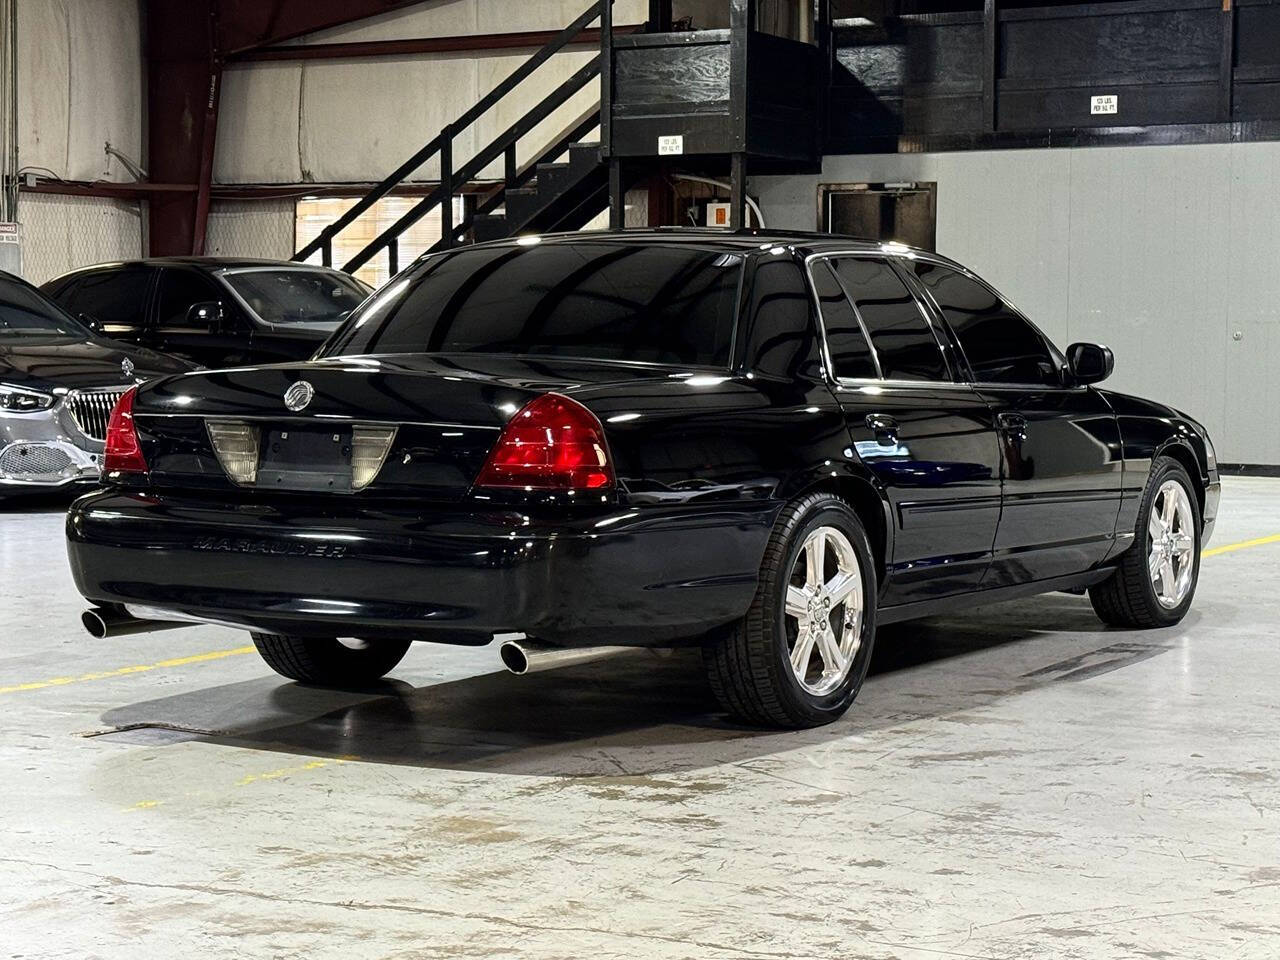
<box><xmin>569</xmin><ymin>142</ymin><xmax>602</xmax><ymax>169</ymax></box>
<box><xmin>471</xmin><ymin>213</ymin><xmax>509</xmax><ymax>244</ymax></box>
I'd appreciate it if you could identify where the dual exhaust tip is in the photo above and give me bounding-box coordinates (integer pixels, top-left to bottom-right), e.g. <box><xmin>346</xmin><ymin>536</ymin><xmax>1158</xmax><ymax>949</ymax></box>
<box><xmin>81</xmin><ymin>606</ymin><xmax>647</xmax><ymax>676</ymax></box>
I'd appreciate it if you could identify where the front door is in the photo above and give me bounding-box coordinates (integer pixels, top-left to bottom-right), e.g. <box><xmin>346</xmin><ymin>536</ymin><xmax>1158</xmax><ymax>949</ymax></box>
<box><xmin>814</xmin><ymin>256</ymin><xmax>1003</xmax><ymax>605</ymax></box>
<box><xmin>907</xmin><ymin>258</ymin><xmax>1123</xmax><ymax>585</ymax></box>
<box><xmin>150</xmin><ymin>269</ymin><xmax>252</xmax><ymax>368</ymax></box>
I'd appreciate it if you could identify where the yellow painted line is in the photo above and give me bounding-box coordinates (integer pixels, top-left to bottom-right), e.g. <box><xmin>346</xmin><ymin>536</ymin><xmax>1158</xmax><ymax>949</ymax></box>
<box><xmin>0</xmin><ymin>645</ymin><xmax>256</xmax><ymax>696</ymax></box>
<box><xmin>1203</xmin><ymin>533</ymin><xmax>1280</xmax><ymax>558</ymax></box>
<box><xmin>235</xmin><ymin>755</ymin><xmax>357</xmax><ymax>786</ymax></box>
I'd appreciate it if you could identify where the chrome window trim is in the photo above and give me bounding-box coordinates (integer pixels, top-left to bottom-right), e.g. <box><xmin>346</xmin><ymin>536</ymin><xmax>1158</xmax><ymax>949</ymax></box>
<box><xmin>803</xmin><ymin>250</ymin><xmax>956</xmax><ymax>386</ymax></box>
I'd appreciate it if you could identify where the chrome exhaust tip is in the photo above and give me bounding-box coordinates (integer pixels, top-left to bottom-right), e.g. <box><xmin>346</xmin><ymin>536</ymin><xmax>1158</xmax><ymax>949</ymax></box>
<box><xmin>80</xmin><ymin>605</ymin><xmax>191</xmax><ymax>639</ymax></box>
<box><xmin>498</xmin><ymin>637</ymin><xmax>650</xmax><ymax>676</ymax></box>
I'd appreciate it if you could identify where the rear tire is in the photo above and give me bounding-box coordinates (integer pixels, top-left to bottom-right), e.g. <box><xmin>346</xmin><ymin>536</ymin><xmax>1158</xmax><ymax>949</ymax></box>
<box><xmin>250</xmin><ymin>633</ymin><xmax>411</xmax><ymax>685</ymax></box>
<box><xmin>703</xmin><ymin>492</ymin><xmax>877</xmax><ymax>729</ymax></box>
<box><xmin>1089</xmin><ymin>456</ymin><xmax>1201</xmax><ymax>628</ymax></box>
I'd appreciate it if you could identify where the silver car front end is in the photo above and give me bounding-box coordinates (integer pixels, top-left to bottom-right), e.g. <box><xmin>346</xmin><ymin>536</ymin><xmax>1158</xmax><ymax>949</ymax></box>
<box><xmin>0</xmin><ymin>387</ymin><xmax>126</xmax><ymax>489</ymax></box>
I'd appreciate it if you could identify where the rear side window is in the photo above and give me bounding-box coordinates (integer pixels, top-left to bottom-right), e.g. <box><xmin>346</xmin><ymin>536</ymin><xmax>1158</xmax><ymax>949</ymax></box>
<box><xmin>831</xmin><ymin>257</ymin><xmax>948</xmax><ymax>382</ymax></box>
<box><xmin>61</xmin><ymin>269</ymin><xmax>151</xmax><ymax>336</ymax></box>
<box><xmin>328</xmin><ymin>243</ymin><xmax>744</xmax><ymax>366</ymax></box>
<box><xmin>912</xmin><ymin>262</ymin><xmax>1060</xmax><ymax>386</ymax></box>
<box><xmin>740</xmin><ymin>256</ymin><xmax>822</xmax><ymax>381</ymax></box>
<box><xmin>811</xmin><ymin>261</ymin><xmax>876</xmax><ymax>379</ymax></box>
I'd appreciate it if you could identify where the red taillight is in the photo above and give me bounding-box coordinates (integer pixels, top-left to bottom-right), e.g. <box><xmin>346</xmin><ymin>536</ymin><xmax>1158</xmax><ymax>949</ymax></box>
<box><xmin>475</xmin><ymin>393</ymin><xmax>614</xmax><ymax>491</ymax></box>
<box><xmin>103</xmin><ymin>387</ymin><xmax>148</xmax><ymax>475</ymax></box>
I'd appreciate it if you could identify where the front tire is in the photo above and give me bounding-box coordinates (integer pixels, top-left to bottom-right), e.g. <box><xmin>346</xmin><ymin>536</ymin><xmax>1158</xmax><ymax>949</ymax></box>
<box><xmin>251</xmin><ymin>633</ymin><xmax>411</xmax><ymax>685</ymax></box>
<box><xmin>1089</xmin><ymin>456</ymin><xmax>1201</xmax><ymax>628</ymax></box>
<box><xmin>703</xmin><ymin>492</ymin><xmax>878</xmax><ymax>729</ymax></box>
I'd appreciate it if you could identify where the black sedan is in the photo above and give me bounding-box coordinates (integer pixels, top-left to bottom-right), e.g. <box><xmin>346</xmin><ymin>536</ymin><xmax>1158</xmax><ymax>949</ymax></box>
<box><xmin>41</xmin><ymin>258</ymin><xmax>372</xmax><ymax>368</ymax></box>
<box><xmin>66</xmin><ymin>231</ymin><xmax>1219</xmax><ymax>728</ymax></box>
<box><xmin>0</xmin><ymin>270</ymin><xmax>192</xmax><ymax>494</ymax></box>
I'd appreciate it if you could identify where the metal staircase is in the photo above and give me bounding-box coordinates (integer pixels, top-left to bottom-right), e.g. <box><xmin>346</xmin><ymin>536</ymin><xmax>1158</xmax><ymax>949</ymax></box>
<box><xmin>291</xmin><ymin>1</ymin><xmax>618</xmax><ymax>275</ymax></box>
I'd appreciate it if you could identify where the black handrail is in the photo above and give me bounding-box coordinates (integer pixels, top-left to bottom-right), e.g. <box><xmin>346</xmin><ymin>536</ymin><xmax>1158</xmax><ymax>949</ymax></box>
<box><xmin>294</xmin><ymin>0</ymin><xmax>610</xmax><ymax>269</ymax></box>
<box><xmin>344</xmin><ymin>54</ymin><xmax>602</xmax><ymax>272</ymax></box>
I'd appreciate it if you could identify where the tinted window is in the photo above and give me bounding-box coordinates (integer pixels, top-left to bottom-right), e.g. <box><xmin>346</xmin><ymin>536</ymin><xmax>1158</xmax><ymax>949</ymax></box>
<box><xmin>156</xmin><ymin>269</ymin><xmax>225</xmax><ymax>330</ymax></box>
<box><xmin>812</xmin><ymin>261</ymin><xmax>876</xmax><ymax>379</ymax></box>
<box><xmin>913</xmin><ymin>262</ymin><xmax>1059</xmax><ymax>386</ymax></box>
<box><xmin>0</xmin><ymin>277</ymin><xmax>86</xmax><ymax>338</ymax></box>
<box><xmin>832</xmin><ymin>258</ymin><xmax>947</xmax><ymax>382</ymax></box>
<box><xmin>741</xmin><ymin>257</ymin><xmax>822</xmax><ymax>380</ymax></box>
<box><xmin>61</xmin><ymin>269</ymin><xmax>150</xmax><ymax>335</ymax></box>
<box><xmin>224</xmin><ymin>269</ymin><xmax>369</xmax><ymax>325</ymax></box>
<box><xmin>328</xmin><ymin>243</ymin><xmax>743</xmax><ymax>366</ymax></box>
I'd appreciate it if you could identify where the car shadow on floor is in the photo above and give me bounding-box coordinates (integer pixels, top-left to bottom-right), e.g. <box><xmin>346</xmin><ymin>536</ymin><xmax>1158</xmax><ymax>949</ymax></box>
<box><xmin>98</xmin><ymin>593</ymin><xmax>1193</xmax><ymax>778</ymax></box>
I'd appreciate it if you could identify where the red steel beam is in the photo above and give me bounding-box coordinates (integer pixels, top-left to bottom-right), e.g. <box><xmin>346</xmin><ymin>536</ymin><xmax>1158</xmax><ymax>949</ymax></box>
<box><xmin>215</xmin><ymin>0</ymin><xmax>434</xmax><ymax>57</ymax></box>
<box><xmin>231</xmin><ymin>24</ymin><xmax>641</xmax><ymax>62</ymax></box>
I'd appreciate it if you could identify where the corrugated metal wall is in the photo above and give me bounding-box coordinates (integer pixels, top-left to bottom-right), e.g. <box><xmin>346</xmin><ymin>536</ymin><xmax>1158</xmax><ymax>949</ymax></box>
<box><xmin>754</xmin><ymin>142</ymin><xmax>1280</xmax><ymax>464</ymax></box>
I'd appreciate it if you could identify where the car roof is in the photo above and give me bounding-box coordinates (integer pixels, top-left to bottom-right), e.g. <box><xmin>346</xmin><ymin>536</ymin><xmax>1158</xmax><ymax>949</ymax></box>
<box><xmin>461</xmin><ymin>227</ymin><xmax>964</xmax><ymax>266</ymax></box>
<box><xmin>45</xmin><ymin>257</ymin><xmax>347</xmax><ymax>281</ymax></box>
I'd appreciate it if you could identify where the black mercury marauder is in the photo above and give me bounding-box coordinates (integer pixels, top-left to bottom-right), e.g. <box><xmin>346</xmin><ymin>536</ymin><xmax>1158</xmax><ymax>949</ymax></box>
<box><xmin>66</xmin><ymin>230</ymin><xmax>1220</xmax><ymax>728</ymax></box>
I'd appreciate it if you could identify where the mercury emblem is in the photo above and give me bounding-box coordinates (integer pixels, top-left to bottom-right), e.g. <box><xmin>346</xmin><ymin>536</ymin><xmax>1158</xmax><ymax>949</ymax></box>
<box><xmin>283</xmin><ymin>380</ymin><xmax>315</xmax><ymax>412</ymax></box>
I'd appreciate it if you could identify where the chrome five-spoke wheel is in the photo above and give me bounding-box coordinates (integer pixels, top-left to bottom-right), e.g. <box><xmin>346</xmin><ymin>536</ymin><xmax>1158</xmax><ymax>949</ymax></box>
<box><xmin>1148</xmin><ymin>479</ymin><xmax>1196</xmax><ymax>609</ymax></box>
<box><xmin>784</xmin><ymin>525</ymin><xmax>864</xmax><ymax>696</ymax></box>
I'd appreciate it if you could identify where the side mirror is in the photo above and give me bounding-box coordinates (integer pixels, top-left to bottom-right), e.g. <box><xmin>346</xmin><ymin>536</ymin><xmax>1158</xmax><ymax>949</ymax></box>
<box><xmin>1066</xmin><ymin>342</ymin><xmax>1114</xmax><ymax>385</ymax></box>
<box><xmin>78</xmin><ymin>312</ymin><xmax>104</xmax><ymax>334</ymax></box>
<box><xmin>187</xmin><ymin>301</ymin><xmax>223</xmax><ymax>331</ymax></box>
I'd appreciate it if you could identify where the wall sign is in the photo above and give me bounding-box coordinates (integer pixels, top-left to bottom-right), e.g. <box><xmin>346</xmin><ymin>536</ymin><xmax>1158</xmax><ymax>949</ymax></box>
<box><xmin>658</xmin><ymin>135</ymin><xmax>684</xmax><ymax>155</ymax></box>
<box><xmin>1090</xmin><ymin>95</ymin><xmax>1118</xmax><ymax>115</ymax></box>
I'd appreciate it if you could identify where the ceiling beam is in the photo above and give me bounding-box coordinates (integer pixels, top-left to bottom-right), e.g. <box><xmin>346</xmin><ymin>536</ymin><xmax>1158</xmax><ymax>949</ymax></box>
<box><xmin>215</xmin><ymin>0</ymin><xmax>435</xmax><ymax>57</ymax></box>
<box><xmin>230</xmin><ymin>24</ymin><xmax>640</xmax><ymax>63</ymax></box>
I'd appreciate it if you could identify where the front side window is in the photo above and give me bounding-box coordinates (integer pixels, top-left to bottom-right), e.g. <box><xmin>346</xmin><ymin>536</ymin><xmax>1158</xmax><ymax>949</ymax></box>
<box><xmin>62</xmin><ymin>269</ymin><xmax>150</xmax><ymax>335</ymax></box>
<box><xmin>224</xmin><ymin>269</ymin><xmax>370</xmax><ymax>326</ymax></box>
<box><xmin>831</xmin><ymin>257</ymin><xmax>948</xmax><ymax>382</ymax></box>
<box><xmin>912</xmin><ymin>262</ymin><xmax>1061</xmax><ymax>387</ymax></box>
<box><xmin>156</xmin><ymin>270</ymin><xmax>225</xmax><ymax>330</ymax></box>
<box><xmin>811</xmin><ymin>261</ymin><xmax>876</xmax><ymax>379</ymax></box>
<box><xmin>327</xmin><ymin>242</ymin><xmax>744</xmax><ymax>367</ymax></box>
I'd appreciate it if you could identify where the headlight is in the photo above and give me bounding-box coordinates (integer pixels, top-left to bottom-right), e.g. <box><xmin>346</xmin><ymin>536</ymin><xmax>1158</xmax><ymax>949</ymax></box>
<box><xmin>0</xmin><ymin>383</ymin><xmax>55</xmax><ymax>412</ymax></box>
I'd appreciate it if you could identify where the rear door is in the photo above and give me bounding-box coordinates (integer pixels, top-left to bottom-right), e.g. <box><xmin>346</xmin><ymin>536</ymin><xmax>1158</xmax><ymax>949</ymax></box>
<box><xmin>908</xmin><ymin>259</ymin><xmax>1123</xmax><ymax>585</ymax></box>
<box><xmin>152</xmin><ymin>268</ymin><xmax>253</xmax><ymax>367</ymax></box>
<box><xmin>814</xmin><ymin>255</ymin><xmax>1003</xmax><ymax>605</ymax></box>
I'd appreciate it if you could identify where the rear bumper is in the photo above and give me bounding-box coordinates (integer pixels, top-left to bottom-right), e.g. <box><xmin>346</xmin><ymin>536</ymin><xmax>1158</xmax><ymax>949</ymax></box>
<box><xmin>66</xmin><ymin>491</ymin><xmax>775</xmax><ymax>646</ymax></box>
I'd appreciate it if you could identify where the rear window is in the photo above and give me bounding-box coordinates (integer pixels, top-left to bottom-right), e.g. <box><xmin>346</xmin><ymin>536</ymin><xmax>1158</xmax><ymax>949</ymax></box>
<box><xmin>325</xmin><ymin>242</ymin><xmax>744</xmax><ymax>366</ymax></box>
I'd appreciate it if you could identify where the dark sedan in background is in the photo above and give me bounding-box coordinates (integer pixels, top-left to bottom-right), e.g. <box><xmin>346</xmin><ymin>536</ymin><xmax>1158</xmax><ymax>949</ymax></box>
<box><xmin>0</xmin><ymin>270</ymin><xmax>191</xmax><ymax>494</ymax></box>
<box><xmin>42</xmin><ymin>258</ymin><xmax>372</xmax><ymax>368</ymax></box>
<box><xmin>66</xmin><ymin>230</ymin><xmax>1219</xmax><ymax>728</ymax></box>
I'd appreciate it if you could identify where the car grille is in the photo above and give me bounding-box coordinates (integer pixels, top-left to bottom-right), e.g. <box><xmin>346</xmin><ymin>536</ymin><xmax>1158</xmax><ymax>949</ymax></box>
<box><xmin>0</xmin><ymin>443</ymin><xmax>73</xmax><ymax>479</ymax></box>
<box><xmin>67</xmin><ymin>389</ymin><xmax>126</xmax><ymax>442</ymax></box>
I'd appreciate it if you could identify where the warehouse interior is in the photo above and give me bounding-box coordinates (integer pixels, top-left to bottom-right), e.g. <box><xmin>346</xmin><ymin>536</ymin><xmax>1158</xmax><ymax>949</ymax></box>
<box><xmin>4</xmin><ymin>0</ymin><xmax>1280</xmax><ymax>956</ymax></box>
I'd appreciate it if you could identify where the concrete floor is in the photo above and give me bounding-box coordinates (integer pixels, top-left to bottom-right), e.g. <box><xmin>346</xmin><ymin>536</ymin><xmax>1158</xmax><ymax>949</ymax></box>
<box><xmin>2</xmin><ymin>479</ymin><xmax>1278</xmax><ymax>959</ymax></box>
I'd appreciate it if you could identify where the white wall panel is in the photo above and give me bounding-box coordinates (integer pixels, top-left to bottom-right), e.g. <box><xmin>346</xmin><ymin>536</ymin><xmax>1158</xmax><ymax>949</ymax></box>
<box><xmin>297</xmin><ymin>55</ymin><xmax>478</xmax><ymax>184</ymax></box>
<box><xmin>215</xmin><ymin>63</ymin><xmax>304</xmax><ymax>184</ymax></box>
<box><xmin>215</xmin><ymin>1</ymin><xmax>640</xmax><ymax>185</ymax></box>
<box><xmin>755</xmin><ymin>141</ymin><xmax>1280</xmax><ymax>463</ymax></box>
<box><xmin>205</xmin><ymin>200</ymin><xmax>296</xmax><ymax>261</ymax></box>
<box><xmin>17</xmin><ymin>0</ymin><xmax>142</xmax><ymax>182</ymax></box>
<box><xmin>18</xmin><ymin>194</ymin><xmax>143</xmax><ymax>286</ymax></box>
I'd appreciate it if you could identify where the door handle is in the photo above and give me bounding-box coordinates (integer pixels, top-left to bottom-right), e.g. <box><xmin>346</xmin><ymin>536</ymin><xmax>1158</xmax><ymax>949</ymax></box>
<box><xmin>865</xmin><ymin>413</ymin><xmax>899</xmax><ymax>446</ymax></box>
<box><xmin>998</xmin><ymin>412</ymin><xmax>1029</xmax><ymax>443</ymax></box>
